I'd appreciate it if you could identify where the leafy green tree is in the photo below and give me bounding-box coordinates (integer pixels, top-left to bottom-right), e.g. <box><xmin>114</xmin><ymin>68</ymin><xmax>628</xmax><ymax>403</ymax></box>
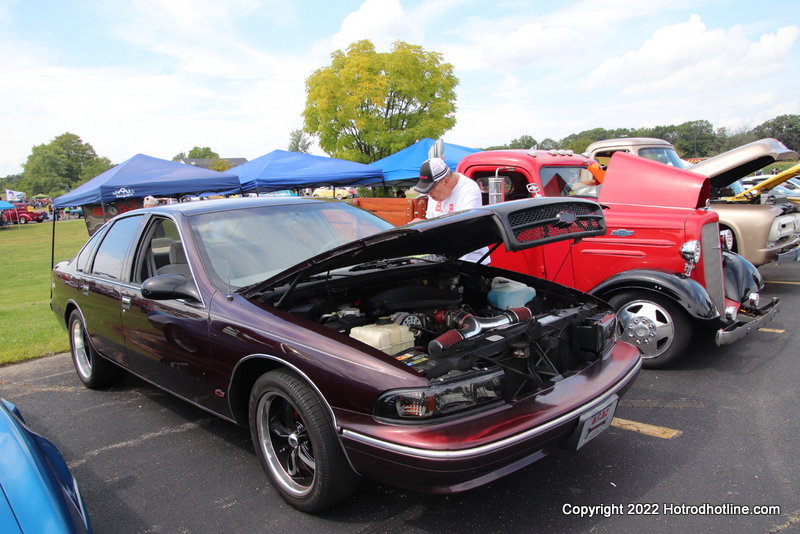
<box><xmin>187</xmin><ymin>147</ymin><xmax>219</xmax><ymax>159</ymax></box>
<box><xmin>18</xmin><ymin>133</ymin><xmax>108</xmax><ymax>196</ymax></box>
<box><xmin>288</xmin><ymin>129</ymin><xmax>313</xmax><ymax>153</ymax></box>
<box><xmin>303</xmin><ymin>40</ymin><xmax>458</xmax><ymax>163</ymax></box>
<box><xmin>508</xmin><ymin>135</ymin><xmax>538</xmax><ymax>149</ymax></box>
<box><xmin>209</xmin><ymin>159</ymin><xmax>235</xmax><ymax>172</ymax></box>
<box><xmin>52</xmin><ymin>133</ymin><xmax>99</xmax><ymax>183</ymax></box>
<box><xmin>673</xmin><ymin>120</ymin><xmax>715</xmax><ymax>157</ymax></box>
<box><xmin>172</xmin><ymin>147</ymin><xmax>220</xmax><ymax>160</ymax></box>
<box><xmin>483</xmin><ymin>134</ymin><xmax>539</xmax><ymax>151</ymax></box>
<box><xmin>752</xmin><ymin>114</ymin><xmax>800</xmax><ymax>152</ymax></box>
<box><xmin>539</xmin><ymin>138</ymin><xmax>558</xmax><ymax>150</ymax></box>
<box><xmin>20</xmin><ymin>144</ymin><xmax>70</xmax><ymax>194</ymax></box>
<box><xmin>79</xmin><ymin>157</ymin><xmax>114</xmax><ymax>184</ymax></box>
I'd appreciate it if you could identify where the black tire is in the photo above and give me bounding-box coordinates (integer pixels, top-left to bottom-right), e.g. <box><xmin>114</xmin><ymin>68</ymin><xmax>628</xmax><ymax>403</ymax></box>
<box><xmin>608</xmin><ymin>291</ymin><xmax>692</xmax><ymax>369</ymax></box>
<box><xmin>248</xmin><ymin>370</ymin><xmax>360</xmax><ymax>512</ymax></box>
<box><xmin>68</xmin><ymin>310</ymin><xmax>125</xmax><ymax>389</ymax></box>
<box><xmin>19</xmin><ymin>217</ymin><xmax>28</xmax><ymax>224</ymax></box>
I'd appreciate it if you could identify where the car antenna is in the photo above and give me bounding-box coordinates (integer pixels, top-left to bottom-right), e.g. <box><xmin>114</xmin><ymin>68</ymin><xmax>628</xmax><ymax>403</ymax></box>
<box><xmin>226</xmin><ymin>263</ymin><xmax>234</xmax><ymax>301</ymax></box>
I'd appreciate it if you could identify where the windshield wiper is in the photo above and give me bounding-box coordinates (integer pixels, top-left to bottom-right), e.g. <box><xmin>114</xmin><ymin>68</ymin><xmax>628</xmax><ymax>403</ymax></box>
<box><xmin>349</xmin><ymin>257</ymin><xmax>429</xmax><ymax>272</ymax></box>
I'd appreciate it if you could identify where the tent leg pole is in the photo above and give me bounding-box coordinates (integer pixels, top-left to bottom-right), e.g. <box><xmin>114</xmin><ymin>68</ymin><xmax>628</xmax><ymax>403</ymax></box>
<box><xmin>49</xmin><ymin>210</ymin><xmax>58</xmax><ymax>302</ymax></box>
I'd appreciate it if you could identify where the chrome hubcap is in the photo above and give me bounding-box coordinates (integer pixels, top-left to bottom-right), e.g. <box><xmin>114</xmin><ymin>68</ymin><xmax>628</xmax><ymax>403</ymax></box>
<box><xmin>70</xmin><ymin>319</ymin><xmax>92</xmax><ymax>379</ymax></box>
<box><xmin>616</xmin><ymin>300</ymin><xmax>674</xmax><ymax>359</ymax></box>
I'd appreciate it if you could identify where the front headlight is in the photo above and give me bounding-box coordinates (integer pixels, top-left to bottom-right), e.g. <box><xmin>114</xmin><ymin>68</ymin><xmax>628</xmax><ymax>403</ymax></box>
<box><xmin>374</xmin><ymin>369</ymin><xmax>505</xmax><ymax>421</ymax></box>
<box><xmin>680</xmin><ymin>240</ymin><xmax>701</xmax><ymax>264</ymax></box>
<box><xmin>577</xmin><ymin>311</ymin><xmax>617</xmax><ymax>354</ymax></box>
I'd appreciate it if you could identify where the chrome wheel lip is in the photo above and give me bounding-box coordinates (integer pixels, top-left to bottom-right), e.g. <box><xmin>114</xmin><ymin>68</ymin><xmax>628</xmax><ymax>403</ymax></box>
<box><xmin>70</xmin><ymin>319</ymin><xmax>93</xmax><ymax>380</ymax></box>
<box><xmin>616</xmin><ymin>299</ymin><xmax>675</xmax><ymax>359</ymax></box>
<box><xmin>256</xmin><ymin>392</ymin><xmax>315</xmax><ymax>497</ymax></box>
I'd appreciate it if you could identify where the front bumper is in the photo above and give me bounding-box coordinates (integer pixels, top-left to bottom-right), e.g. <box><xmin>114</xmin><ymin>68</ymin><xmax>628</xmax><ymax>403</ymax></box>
<box><xmin>337</xmin><ymin>343</ymin><xmax>641</xmax><ymax>494</ymax></box>
<box><xmin>775</xmin><ymin>244</ymin><xmax>800</xmax><ymax>264</ymax></box>
<box><xmin>715</xmin><ymin>297</ymin><xmax>781</xmax><ymax>345</ymax></box>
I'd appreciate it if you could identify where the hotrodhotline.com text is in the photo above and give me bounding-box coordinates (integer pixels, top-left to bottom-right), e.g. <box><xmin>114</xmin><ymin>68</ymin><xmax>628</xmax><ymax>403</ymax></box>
<box><xmin>562</xmin><ymin>503</ymin><xmax>782</xmax><ymax>518</ymax></box>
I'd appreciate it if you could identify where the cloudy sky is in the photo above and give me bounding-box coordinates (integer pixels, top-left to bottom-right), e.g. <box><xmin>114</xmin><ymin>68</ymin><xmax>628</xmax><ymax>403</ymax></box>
<box><xmin>2</xmin><ymin>0</ymin><xmax>798</xmax><ymax>176</ymax></box>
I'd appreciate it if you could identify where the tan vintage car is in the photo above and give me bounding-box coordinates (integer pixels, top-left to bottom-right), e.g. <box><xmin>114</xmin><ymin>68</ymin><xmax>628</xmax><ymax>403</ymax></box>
<box><xmin>585</xmin><ymin>138</ymin><xmax>800</xmax><ymax>267</ymax></box>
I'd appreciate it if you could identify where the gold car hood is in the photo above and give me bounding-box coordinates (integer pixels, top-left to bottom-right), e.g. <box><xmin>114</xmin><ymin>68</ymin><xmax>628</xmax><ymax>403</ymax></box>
<box><xmin>689</xmin><ymin>138</ymin><xmax>798</xmax><ymax>189</ymax></box>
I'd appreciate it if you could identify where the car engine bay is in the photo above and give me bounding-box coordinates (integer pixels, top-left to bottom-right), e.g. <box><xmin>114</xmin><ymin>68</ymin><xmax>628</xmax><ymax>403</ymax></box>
<box><xmin>261</xmin><ymin>262</ymin><xmax>617</xmax><ymax>401</ymax></box>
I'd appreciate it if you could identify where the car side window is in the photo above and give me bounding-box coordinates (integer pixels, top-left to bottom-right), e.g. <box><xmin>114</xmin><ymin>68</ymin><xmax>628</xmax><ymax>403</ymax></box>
<box><xmin>133</xmin><ymin>217</ymin><xmax>189</xmax><ymax>283</ymax></box>
<box><xmin>90</xmin><ymin>215</ymin><xmax>144</xmax><ymax>280</ymax></box>
<box><xmin>593</xmin><ymin>149</ymin><xmax>628</xmax><ymax>167</ymax></box>
<box><xmin>75</xmin><ymin>227</ymin><xmax>106</xmax><ymax>273</ymax></box>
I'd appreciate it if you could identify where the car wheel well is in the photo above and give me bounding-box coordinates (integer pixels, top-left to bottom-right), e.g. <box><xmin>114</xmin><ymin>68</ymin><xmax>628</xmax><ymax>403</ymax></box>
<box><xmin>64</xmin><ymin>302</ymin><xmax>78</xmax><ymax>327</ymax></box>
<box><xmin>228</xmin><ymin>357</ymin><xmax>290</xmax><ymax>426</ymax></box>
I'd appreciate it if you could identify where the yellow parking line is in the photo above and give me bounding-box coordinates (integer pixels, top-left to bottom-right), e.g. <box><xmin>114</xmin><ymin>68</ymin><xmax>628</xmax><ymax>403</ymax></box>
<box><xmin>758</xmin><ymin>328</ymin><xmax>786</xmax><ymax>333</ymax></box>
<box><xmin>611</xmin><ymin>418</ymin><xmax>683</xmax><ymax>439</ymax></box>
<box><xmin>766</xmin><ymin>280</ymin><xmax>800</xmax><ymax>285</ymax></box>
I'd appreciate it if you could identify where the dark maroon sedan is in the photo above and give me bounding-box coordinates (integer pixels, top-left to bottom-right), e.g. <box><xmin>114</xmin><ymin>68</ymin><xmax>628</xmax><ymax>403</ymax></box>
<box><xmin>51</xmin><ymin>196</ymin><xmax>641</xmax><ymax>512</ymax></box>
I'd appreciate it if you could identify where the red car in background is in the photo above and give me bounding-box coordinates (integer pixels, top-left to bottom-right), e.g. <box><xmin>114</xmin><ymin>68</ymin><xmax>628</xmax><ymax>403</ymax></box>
<box><xmin>457</xmin><ymin>149</ymin><xmax>779</xmax><ymax>368</ymax></box>
<box><xmin>2</xmin><ymin>203</ymin><xmax>47</xmax><ymax>224</ymax></box>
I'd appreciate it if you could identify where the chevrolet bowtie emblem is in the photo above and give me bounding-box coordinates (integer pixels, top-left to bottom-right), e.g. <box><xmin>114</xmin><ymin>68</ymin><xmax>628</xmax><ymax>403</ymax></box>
<box><xmin>610</xmin><ymin>229</ymin><xmax>635</xmax><ymax>237</ymax></box>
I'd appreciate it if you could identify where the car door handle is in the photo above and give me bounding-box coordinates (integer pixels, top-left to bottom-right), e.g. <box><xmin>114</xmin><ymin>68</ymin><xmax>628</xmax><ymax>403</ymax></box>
<box><xmin>81</xmin><ymin>284</ymin><xmax>90</xmax><ymax>296</ymax></box>
<box><xmin>121</xmin><ymin>296</ymin><xmax>132</xmax><ymax>310</ymax></box>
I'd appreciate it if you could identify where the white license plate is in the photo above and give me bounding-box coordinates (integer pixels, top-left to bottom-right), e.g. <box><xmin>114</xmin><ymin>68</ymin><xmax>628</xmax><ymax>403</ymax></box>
<box><xmin>573</xmin><ymin>395</ymin><xmax>618</xmax><ymax>450</ymax></box>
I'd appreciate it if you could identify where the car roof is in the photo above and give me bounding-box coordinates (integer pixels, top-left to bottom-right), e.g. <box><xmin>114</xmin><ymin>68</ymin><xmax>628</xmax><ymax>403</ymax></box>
<box><xmin>585</xmin><ymin>138</ymin><xmax>674</xmax><ymax>152</ymax></box>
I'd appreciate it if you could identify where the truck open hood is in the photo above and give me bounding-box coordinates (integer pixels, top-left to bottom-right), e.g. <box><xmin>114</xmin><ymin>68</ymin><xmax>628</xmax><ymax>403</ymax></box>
<box><xmin>242</xmin><ymin>197</ymin><xmax>606</xmax><ymax>296</ymax></box>
<box><xmin>688</xmin><ymin>138</ymin><xmax>798</xmax><ymax>188</ymax></box>
<box><xmin>599</xmin><ymin>151</ymin><xmax>711</xmax><ymax>209</ymax></box>
<box><xmin>730</xmin><ymin>162</ymin><xmax>800</xmax><ymax>201</ymax></box>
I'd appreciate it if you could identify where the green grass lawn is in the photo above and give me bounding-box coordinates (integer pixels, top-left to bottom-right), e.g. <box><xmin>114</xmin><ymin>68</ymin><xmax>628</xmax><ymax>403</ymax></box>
<box><xmin>0</xmin><ymin>219</ymin><xmax>89</xmax><ymax>364</ymax></box>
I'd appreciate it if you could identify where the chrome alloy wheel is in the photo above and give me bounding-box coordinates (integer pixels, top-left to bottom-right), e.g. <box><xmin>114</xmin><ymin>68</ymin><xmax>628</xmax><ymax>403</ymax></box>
<box><xmin>70</xmin><ymin>317</ymin><xmax>93</xmax><ymax>380</ymax></box>
<box><xmin>615</xmin><ymin>299</ymin><xmax>675</xmax><ymax>359</ymax></box>
<box><xmin>256</xmin><ymin>392</ymin><xmax>316</xmax><ymax>496</ymax></box>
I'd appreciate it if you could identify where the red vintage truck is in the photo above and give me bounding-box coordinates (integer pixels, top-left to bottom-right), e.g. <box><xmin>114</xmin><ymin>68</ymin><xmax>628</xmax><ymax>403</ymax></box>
<box><xmin>355</xmin><ymin>148</ymin><xmax>780</xmax><ymax>368</ymax></box>
<box><xmin>1</xmin><ymin>203</ymin><xmax>47</xmax><ymax>224</ymax></box>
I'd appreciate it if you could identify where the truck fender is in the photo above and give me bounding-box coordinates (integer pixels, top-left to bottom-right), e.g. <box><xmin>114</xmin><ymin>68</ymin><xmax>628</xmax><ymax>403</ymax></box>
<box><xmin>722</xmin><ymin>251</ymin><xmax>762</xmax><ymax>303</ymax></box>
<box><xmin>589</xmin><ymin>269</ymin><xmax>718</xmax><ymax>320</ymax></box>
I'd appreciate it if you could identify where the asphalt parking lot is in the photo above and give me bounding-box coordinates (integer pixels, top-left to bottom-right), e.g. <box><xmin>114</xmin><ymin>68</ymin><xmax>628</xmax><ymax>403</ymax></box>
<box><xmin>1</xmin><ymin>264</ymin><xmax>799</xmax><ymax>534</ymax></box>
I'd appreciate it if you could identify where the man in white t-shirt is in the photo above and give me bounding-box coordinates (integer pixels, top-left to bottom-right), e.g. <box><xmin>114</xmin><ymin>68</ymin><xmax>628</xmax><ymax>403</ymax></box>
<box><xmin>412</xmin><ymin>157</ymin><xmax>489</xmax><ymax>263</ymax></box>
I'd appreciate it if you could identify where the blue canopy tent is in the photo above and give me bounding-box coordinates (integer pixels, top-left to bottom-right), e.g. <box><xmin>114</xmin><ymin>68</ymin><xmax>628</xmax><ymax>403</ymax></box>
<box><xmin>53</xmin><ymin>154</ymin><xmax>240</xmax><ymax>208</ymax></box>
<box><xmin>232</xmin><ymin>150</ymin><xmax>384</xmax><ymax>193</ymax></box>
<box><xmin>371</xmin><ymin>138</ymin><xmax>480</xmax><ymax>183</ymax></box>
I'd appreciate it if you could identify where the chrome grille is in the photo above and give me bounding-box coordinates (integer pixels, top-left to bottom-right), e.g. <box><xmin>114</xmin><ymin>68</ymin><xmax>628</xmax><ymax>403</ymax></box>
<box><xmin>701</xmin><ymin>222</ymin><xmax>725</xmax><ymax>315</ymax></box>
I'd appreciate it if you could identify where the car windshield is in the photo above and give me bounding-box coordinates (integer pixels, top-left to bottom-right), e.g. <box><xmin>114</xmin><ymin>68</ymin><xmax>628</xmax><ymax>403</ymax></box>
<box><xmin>638</xmin><ymin>148</ymin><xmax>691</xmax><ymax>168</ymax></box>
<box><xmin>539</xmin><ymin>166</ymin><xmax>600</xmax><ymax>198</ymax></box>
<box><xmin>189</xmin><ymin>202</ymin><xmax>392</xmax><ymax>290</ymax></box>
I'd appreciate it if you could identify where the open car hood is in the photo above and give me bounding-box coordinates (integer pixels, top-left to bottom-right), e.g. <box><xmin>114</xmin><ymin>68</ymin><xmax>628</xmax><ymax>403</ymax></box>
<box><xmin>242</xmin><ymin>197</ymin><xmax>606</xmax><ymax>296</ymax></box>
<box><xmin>599</xmin><ymin>151</ymin><xmax>711</xmax><ymax>209</ymax></box>
<box><xmin>688</xmin><ymin>138</ymin><xmax>798</xmax><ymax>189</ymax></box>
<box><xmin>730</xmin><ymin>162</ymin><xmax>800</xmax><ymax>201</ymax></box>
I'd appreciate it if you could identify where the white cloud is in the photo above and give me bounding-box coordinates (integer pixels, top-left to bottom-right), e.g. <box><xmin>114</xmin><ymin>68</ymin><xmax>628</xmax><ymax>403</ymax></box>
<box><xmin>585</xmin><ymin>15</ymin><xmax>799</xmax><ymax>96</ymax></box>
<box><xmin>329</xmin><ymin>0</ymin><xmax>421</xmax><ymax>52</ymax></box>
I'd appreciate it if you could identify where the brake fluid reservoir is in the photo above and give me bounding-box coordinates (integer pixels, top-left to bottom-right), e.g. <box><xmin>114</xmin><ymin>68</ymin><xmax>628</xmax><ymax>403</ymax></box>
<box><xmin>350</xmin><ymin>323</ymin><xmax>414</xmax><ymax>354</ymax></box>
<box><xmin>488</xmin><ymin>276</ymin><xmax>536</xmax><ymax>309</ymax></box>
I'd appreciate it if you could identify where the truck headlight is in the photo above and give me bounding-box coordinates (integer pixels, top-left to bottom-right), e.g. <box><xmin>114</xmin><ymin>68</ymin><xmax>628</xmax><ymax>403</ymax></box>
<box><xmin>680</xmin><ymin>240</ymin><xmax>701</xmax><ymax>264</ymax></box>
<box><xmin>375</xmin><ymin>369</ymin><xmax>504</xmax><ymax>421</ymax></box>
